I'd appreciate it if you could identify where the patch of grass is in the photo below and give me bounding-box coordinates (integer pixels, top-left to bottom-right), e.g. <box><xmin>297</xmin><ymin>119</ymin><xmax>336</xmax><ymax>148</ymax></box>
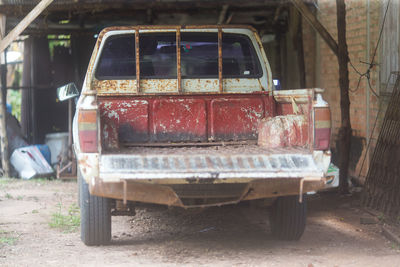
<box><xmin>0</xmin><ymin>178</ymin><xmax>15</xmax><ymax>190</ymax></box>
<box><xmin>29</xmin><ymin>177</ymin><xmax>51</xmax><ymax>185</ymax></box>
<box><xmin>378</xmin><ymin>213</ymin><xmax>386</xmax><ymax>222</ymax></box>
<box><xmin>16</xmin><ymin>195</ymin><xmax>23</xmax><ymax>200</ymax></box>
<box><xmin>4</xmin><ymin>193</ymin><xmax>13</xmax><ymax>199</ymax></box>
<box><xmin>0</xmin><ymin>230</ymin><xmax>17</xmax><ymax>246</ymax></box>
<box><xmin>0</xmin><ymin>236</ymin><xmax>17</xmax><ymax>246</ymax></box>
<box><xmin>49</xmin><ymin>202</ymin><xmax>80</xmax><ymax>233</ymax></box>
<box><xmin>32</xmin><ymin>209</ymin><xmax>39</xmax><ymax>214</ymax></box>
<box><xmin>390</xmin><ymin>243</ymin><xmax>400</xmax><ymax>250</ymax></box>
<box><xmin>0</xmin><ymin>178</ymin><xmax>11</xmax><ymax>185</ymax></box>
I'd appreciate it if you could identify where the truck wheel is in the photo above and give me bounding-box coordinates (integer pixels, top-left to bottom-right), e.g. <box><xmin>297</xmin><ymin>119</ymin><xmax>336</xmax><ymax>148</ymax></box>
<box><xmin>80</xmin><ymin>176</ymin><xmax>111</xmax><ymax>246</ymax></box>
<box><xmin>269</xmin><ymin>195</ymin><xmax>307</xmax><ymax>240</ymax></box>
<box><xmin>77</xmin><ymin>169</ymin><xmax>82</xmax><ymax>208</ymax></box>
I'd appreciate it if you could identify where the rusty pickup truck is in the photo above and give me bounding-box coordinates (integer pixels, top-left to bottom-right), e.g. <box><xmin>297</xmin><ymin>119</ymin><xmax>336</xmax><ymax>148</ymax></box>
<box><xmin>71</xmin><ymin>25</ymin><xmax>332</xmax><ymax>245</ymax></box>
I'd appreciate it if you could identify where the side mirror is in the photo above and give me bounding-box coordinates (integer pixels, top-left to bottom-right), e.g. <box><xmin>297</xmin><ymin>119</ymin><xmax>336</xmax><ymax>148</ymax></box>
<box><xmin>57</xmin><ymin>83</ymin><xmax>79</xmax><ymax>101</ymax></box>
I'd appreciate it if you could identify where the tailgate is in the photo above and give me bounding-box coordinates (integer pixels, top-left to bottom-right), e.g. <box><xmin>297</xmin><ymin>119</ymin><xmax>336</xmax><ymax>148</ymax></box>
<box><xmin>99</xmin><ymin>146</ymin><xmax>324</xmax><ymax>182</ymax></box>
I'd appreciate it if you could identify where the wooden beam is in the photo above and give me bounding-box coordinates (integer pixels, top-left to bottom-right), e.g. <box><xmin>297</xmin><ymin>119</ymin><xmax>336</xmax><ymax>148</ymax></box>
<box><xmin>290</xmin><ymin>6</ymin><xmax>306</xmax><ymax>88</ymax></box>
<box><xmin>291</xmin><ymin>0</ymin><xmax>339</xmax><ymax>58</ymax></box>
<box><xmin>0</xmin><ymin>14</ymin><xmax>9</xmax><ymax>177</ymax></box>
<box><xmin>217</xmin><ymin>4</ymin><xmax>229</xmax><ymax>24</ymax></box>
<box><xmin>0</xmin><ymin>0</ymin><xmax>53</xmax><ymax>53</ymax></box>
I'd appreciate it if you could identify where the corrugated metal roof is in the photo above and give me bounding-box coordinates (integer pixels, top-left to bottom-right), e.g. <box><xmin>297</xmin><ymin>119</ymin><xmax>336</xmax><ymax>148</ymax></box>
<box><xmin>1</xmin><ymin>0</ymin><xmax>130</xmax><ymax>3</ymax></box>
<box><xmin>1</xmin><ymin>0</ymin><xmax>300</xmax><ymax>5</ymax></box>
<box><xmin>1</xmin><ymin>0</ymin><xmax>235</xmax><ymax>4</ymax></box>
<box><xmin>1</xmin><ymin>0</ymin><xmax>294</xmax><ymax>35</ymax></box>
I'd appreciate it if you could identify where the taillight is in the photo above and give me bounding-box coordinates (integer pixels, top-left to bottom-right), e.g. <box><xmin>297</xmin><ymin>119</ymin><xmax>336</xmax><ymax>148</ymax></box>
<box><xmin>78</xmin><ymin>110</ymin><xmax>98</xmax><ymax>153</ymax></box>
<box><xmin>314</xmin><ymin>107</ymin><xmax>331</xmax><ymax>150</ymax></box>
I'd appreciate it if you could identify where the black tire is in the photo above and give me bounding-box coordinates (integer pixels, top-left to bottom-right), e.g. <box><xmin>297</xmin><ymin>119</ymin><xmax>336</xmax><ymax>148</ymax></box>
<box><xmin>269</xmin><ymin>195</ymin><xmax>307</xmax><ymax>240</ymax></box>
<box><xmin>77</xmin><ymin>169</ymin><xmax>82</xmax><ymax>208</ymax></box>
<box><xmin>80</xmin><ymin>176</ymin><xmax>111</xmax><ymax>246</ymax></box>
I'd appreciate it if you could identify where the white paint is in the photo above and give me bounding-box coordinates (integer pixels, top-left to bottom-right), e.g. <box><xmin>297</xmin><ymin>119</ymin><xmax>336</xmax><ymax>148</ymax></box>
<box><xmin>314</xmin><ymin>93</ymin><xmax>328</xmax><ymax>107</ymax></box>
<box><xmin>103</xmin><ymin>102</ymin><xmax>112</xmax><ymax>109</ymax></box>
<box><xmin>107</xmin><ymin>110</ymin><xmax>119</xmax><ymax>120</ymax></box>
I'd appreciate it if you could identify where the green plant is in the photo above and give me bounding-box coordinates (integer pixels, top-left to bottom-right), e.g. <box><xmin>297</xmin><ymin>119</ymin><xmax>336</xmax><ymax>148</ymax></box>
<box><xmin>49</xmin><ymin>202</ymin><xmax>80</xmax><ymax>233</ymax></box>
<box><xmin>0</xmin><ymin>230</ymin><xmax>17</xmax><ymax>246</ymax></box>
<box><xmin>0</xmin><ymin>236</ymin><xmax>17</xmax><ymax>246</ymax></box>
<box><xmin>32</xmin><ymin>209</ymin><xmax>39</xmax><ymax>214</ymax></box>
<box><xmin>29</xmin><ymin>177</ymin><xmax>50</xmax><ymax>183</ymax></box>
<box><xmin>7</xmin><ymin>89</ymin><xmax>21</xmax><ymax>121</ymax></box>
<box><xmin>4</xmin><ymin>193</ymin><xmax>13</xmax><ymax>199</ymax></box>
<box><xmin>48</xmin><ymin>34</ymin><xmax>71</xmax><ymax>61</ymax></box>
<box><xmin>0</xmin><ymin>178</ymin><xmax>11</xmax><ymax>185</ymax></box>
<box><xmin>0</xmin><ymin>178</ymin><xmax>14</xmax><ymax>190</ymax></box>
<box><xmin>390</xmin><ymin>243</ymin><xmax>400</xmax><ymax>250</ymax></box>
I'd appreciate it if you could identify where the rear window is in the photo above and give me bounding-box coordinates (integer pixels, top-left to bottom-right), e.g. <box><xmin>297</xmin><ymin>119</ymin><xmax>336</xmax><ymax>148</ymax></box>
<box><xmin>96</xmin><ymin>35</ymin><xmax>135</xmax><ymax>79</ymax></box>
<box><xmin>95</xmin><ymin>32</ymin><xmax>262</xmax><ymax>80</ymax></box>
<box><xmin>140</xmin><ymin>33</ymin><xmax>177</xmax><ymax>78</ymax></box>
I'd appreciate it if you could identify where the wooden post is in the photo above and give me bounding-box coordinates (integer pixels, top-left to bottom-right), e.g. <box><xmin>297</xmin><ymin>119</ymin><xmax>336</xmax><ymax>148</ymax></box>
<box><xmin>291</xmin><ymin>0</ymin><xmax>339</xmax><ymax>57</ymax></box>
<box><xmin>336</xmin><ymin>0</ymin><xmax>351</xmax><ymax>194</ymax></box>
<box><xmin>0</xmin><ymin>14</ymin><xmax>9</xmax><ymax>177</ymax></box>
<box><xmin>217</xmin><ymin>5</ymin><xmax>229</xmax><ymax>24</ymax></box>
<box><xmin>0</xmin><ymin>0</ymin><xmax>54</xmax><ymax>53</ymax></box>
<box><xmin>290</xmin><ymin>5</ymin><xmax>306</xmax><ymax>88</ymax></box>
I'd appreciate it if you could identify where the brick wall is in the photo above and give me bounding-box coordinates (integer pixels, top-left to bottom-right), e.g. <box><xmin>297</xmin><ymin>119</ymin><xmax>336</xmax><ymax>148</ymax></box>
<box><xmin>303</xmin><ymin>0</ymin><xmax>382</xmax><ymax>182</ymax></box>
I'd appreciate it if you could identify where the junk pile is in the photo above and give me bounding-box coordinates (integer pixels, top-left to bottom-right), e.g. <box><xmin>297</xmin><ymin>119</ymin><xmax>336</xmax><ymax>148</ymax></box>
<box><xmin>4</xmin><ymin>111</ymin><xmax>68</xmax><ymax>179</ymax></box>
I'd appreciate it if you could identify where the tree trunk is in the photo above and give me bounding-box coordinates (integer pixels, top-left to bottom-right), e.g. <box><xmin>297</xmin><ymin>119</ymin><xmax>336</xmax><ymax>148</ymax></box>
<box><xmin>336</xmin><ymin>0</ymin><xmax>351</xmax><ymax>194</ymax></box>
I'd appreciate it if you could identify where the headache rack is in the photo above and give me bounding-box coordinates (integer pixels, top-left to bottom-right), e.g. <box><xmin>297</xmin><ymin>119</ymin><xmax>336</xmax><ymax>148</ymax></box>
<box><xmin>83</xmin><ymin>25</ymin><xmax>268</xmax><ymax>97</ymax></box>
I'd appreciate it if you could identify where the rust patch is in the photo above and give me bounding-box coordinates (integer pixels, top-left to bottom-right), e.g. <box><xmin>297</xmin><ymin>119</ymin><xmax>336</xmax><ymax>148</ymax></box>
<box><xmin>176</xmin><ymin>28</ymin><xmax>182</xmax><ymax>93</ymax></box>
<box><xmin>135</xmin><ymin>29</ymin><xmax>141</xmax><ymax>93</ymax></box>
<box><xmin>218</xmin><ymin>28</ymin><xmax>223</xmax><ymax>93</ymax></box>
<box><xmin>258</xmin><ymin>115</ymin><xmax>308</xmax><ymax>148</ymax></box>
<box><xmin>89</xmin><ymin>177</ymin><xmax>324</xmax><ymax>208</ymax></box>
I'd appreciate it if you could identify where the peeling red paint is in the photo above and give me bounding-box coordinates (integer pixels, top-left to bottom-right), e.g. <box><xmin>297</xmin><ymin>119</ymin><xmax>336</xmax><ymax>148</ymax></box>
<box><xmin>98</xmin><ymin>92</ymin><xmax>275</xmax><ymax>148</ymax></box>
<box><xmin>153</xmin><ymin>99</ymin><xmax>207</xmax><ymax>142</ymax></box>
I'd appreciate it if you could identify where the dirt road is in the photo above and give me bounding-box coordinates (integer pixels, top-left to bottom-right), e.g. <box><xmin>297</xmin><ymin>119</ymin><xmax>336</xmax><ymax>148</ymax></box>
<box><xmin>0</xmin><ymin>178</ymin><xmax>399</xmax><ymax>266</ymax></box>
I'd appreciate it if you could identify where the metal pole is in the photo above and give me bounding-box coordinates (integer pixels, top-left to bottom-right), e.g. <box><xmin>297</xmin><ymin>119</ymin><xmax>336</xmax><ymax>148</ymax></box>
<box><xmin>218</xmin><ymin>28</ymin><xmax>223</xmax><ymax>93</ymax></box>
<box><xmin>135</xmin><ymin>29</ymin><xmax>140</xmax><ymax>93</ymax></box>
<box><xmin>176</xmin><ymin>28</ymin><xmax>182</xmax><ymax>93</ymax></box>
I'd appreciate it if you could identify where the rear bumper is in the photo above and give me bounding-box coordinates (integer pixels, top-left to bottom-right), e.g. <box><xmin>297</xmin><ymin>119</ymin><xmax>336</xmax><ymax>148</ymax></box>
<box><xmin>90</xmin><ymin>177</ymin><xmax>326</xmax><ymax>208</ymax></box>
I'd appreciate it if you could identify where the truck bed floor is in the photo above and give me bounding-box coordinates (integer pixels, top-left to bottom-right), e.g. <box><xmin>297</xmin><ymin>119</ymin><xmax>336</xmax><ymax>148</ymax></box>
<box><xmin>103</xmin><ymin>144</ymin><xmax>310</xmax><ymax>156</ymax></box>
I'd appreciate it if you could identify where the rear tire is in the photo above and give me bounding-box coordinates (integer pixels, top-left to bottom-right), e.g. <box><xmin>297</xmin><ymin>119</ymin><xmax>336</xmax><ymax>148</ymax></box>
<box><xmin>269</xmin><ymin>195</ymin><xmax>307</xmax><ymax>240</ymax></box>
<box><xmin>80</xmin><ymin>176</ymin><xmax>111</xmax><ymax>246</ymax></box>
<box><xmin>77</xmin><ymin>169</ymin><xmax>82</xmax><ymax>208</ymax></box>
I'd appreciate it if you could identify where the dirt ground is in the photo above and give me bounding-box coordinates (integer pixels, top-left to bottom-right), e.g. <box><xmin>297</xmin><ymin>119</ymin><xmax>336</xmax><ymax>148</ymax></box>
<box><xmin>0</xmin><ymin>178</ymin><xmax>399</xmax><ymax>267</ymax></box>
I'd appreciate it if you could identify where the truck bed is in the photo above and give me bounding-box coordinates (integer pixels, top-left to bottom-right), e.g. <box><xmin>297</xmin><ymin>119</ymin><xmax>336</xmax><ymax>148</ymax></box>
<box><xmin>99</xmin><ymin>145</ymin><xmax>323</xmax><ymax>182</ymax></box>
